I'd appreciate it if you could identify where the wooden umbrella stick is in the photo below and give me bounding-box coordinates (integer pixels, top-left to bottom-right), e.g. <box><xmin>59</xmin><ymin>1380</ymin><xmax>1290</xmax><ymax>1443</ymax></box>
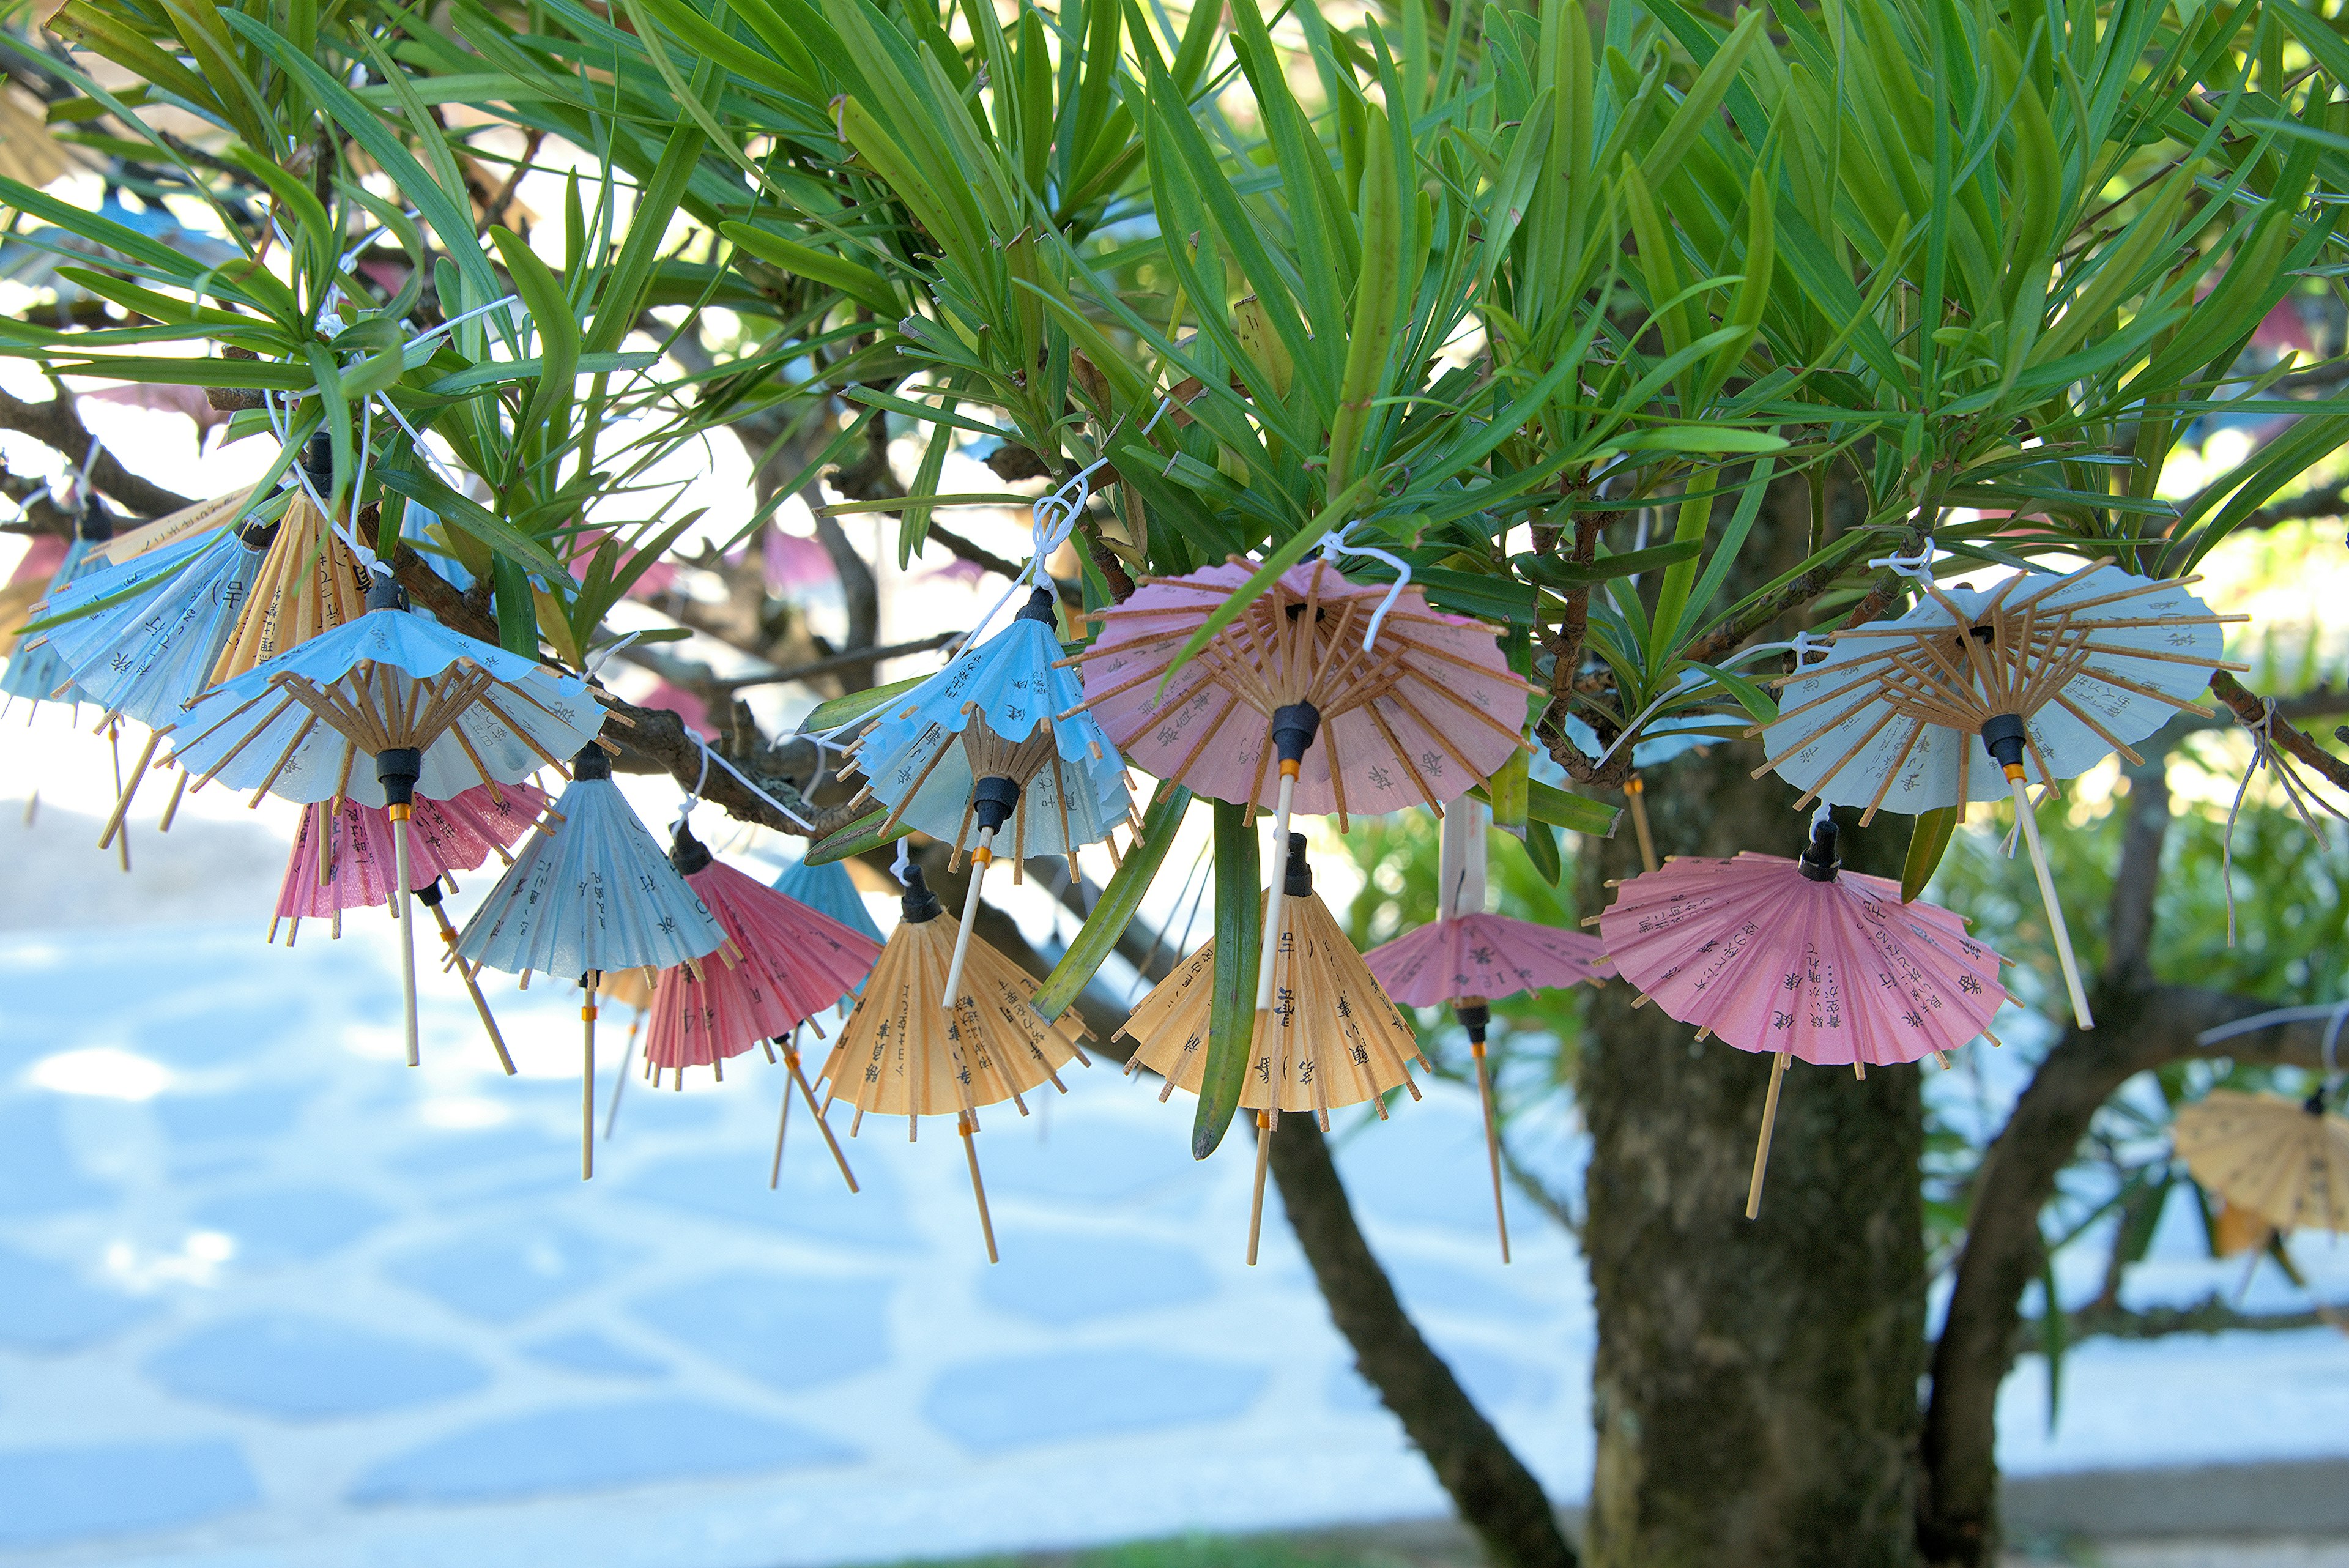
<box><xmin>1255</xmin><ymin>768</ymin><xmax>1299</xmax><ymax>1011</ymax></box>
<box><xmin>582</xmin><ymin>976</ymin><xmax>599</xmax><ymax>1181</ymax></box>
<box><xmin>1247</xmin><ymin>1109</ymin><xmax>1274</xmax><ymax>1266</ymax></box>
<box><xmin>941</xmin><ymin>830</ymin><xmax>994</xmax><ymax>1011</ymax></box>
<box><xmin>1472</xmin><ymin>1038</ymin><xmax>1511</xmax><ymax>1265</ymax></box>
<box><xmin>392</xmin><ymin>810</ymin><xmax>420</xmax><ymax>1067</ymax></box>
<box><xmin>106</xmin><ymin>724</ymin><xmax>130</xmax><ymax>872</ymax></box>
<box><xmin>428</xmin><ymin>899</ymin><xmax>514</xmax><ymax>1074</ymax></box>
<box><xmin>603</xmin><ymin>1013</ymin><xmax>639</xmax><ymax>1139</ymax></box>
<box><xmin>2009</xmin><ymin>775</ymin><xmax>2095</xmax><ymax>1028</ymax></box>
<box><xmin>959</xmin><ymin>1112</ymin><xmax>1000</xmax><ymax>1263</ymax></box>
<box><xmin>98</xmin><ymin>730</ymin><xmax>162</xmax><ymax>849</ymax></box>
<box><xmin>784</xmin><ymin>1038</ymin><xmax>858</xmax><ymax>1192</ymax></box>
<box><xmin>1625</xmin><ymin>778</ymin><xmax>1658</xmax><ymax>873</ymax></box>
<box><xmin>769</xmin><ymin>1052</ymin><xmax>795</xmax><ymax>1188</ymax></box>
<box><xmin>158</xmin><ymin>768</ymin><xmax>188</xmax><ymax>831</ymax></box>
<box><xmin>1746</xmin><ymin>1051</ymin><xmax>1790</xmax><ymax>1220</ymax></box>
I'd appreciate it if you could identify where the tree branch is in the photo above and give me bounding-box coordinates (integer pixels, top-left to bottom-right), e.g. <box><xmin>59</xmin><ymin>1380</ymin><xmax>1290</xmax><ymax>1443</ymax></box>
<box><xmin>2209</xmin><ymin>671</ymin><xmax>2349</xmax><ymax>792</ymax></box>
<box><xmin>1920</xmin><ymin>987</ymin><xmax>2349</xmax><ymax>1566</ymax></box>
<box><xmin>1268</xmin><ymin>1118</ymin><xmax>1579</xmax><ymax>1568</ymax></box>
<box><xmin>0</xmin><ymin>385</ymin><xmax>197</xmax><ymax>519</ymax></box>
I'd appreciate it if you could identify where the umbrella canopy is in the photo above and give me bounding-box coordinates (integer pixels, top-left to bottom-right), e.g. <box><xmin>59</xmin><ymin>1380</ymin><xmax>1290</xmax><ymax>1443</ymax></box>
<box><xmin>456</xmin><ymin>751</ymin><xmax>728</xmax><ymax>983</ymax></box>
<box><xmin>2174</xmin><ymin>1088</ymin><xmax>2349</xmax><ymax>1235</ymax></box>
<box><xmin>1598</xmin><ymin>819</ymin><xmax>2009</xmax><ymax>1217</ymax></box>
<box><xmin>849</xmin><ymin>587</ymin><xmax>1130</xmax><ymax>868</ymax></box>
<box><xmin>0</xmin><ymin>508</ymin><xmax>111</xmax><ymax>712</ymax></box>
<box><xmin>814</xmin><ymin>865</ymin><xmax>1089</xmax><ymax>1261</ymax></box>
<box><xmin>1759</xmin><ymin>562</ymin><xmax>2238</xmax><ymax>817</ymax></box>
<box><xmin>457</xmin><ymin>746</ymin><xmax>731</xmax><ymax>1180</ymax></box>
<box><xmin>86</xmin><ymin>487</ymin><xmax>253</xmax><ymax>567</ymax></box>
<box><xmin>1755</xmin><ymin>562</ymin><xmax>2228</xmax><ymax>1033</ymax></box>
<box><xmin>167</xmin><ymin>592</ymin><xmax>603</xmax><ymax>808</ymax></box>
<box><xmin>1124</xmin><ymin>834</ymin><xmax>1427</xmax><ymax>1263</ymax></box>
<box><xmin>35</xmin><ymin>515</ymin><xmax>271</xmax><ymax>729</ymax></box>
<box><xmin>773</xmin><ymin>853</ymin><xmax>884</xmax><ymax>1017</ymax></box>
<box><xmin>271</xmin><ymin>782</ymin><xmax>549</xmax><ymax>941</ymax></box>
<box><xmin>1072</xmin><ymin>558</ymin><xmax>1528</xmax><ymax>825</ymax></box>
<box><xmin>207</xmin><ymin>489</ymin><xmax>370</xmax><ymax>683</ymax></box>
<box><xmin>1366</xmin><ymin>913</ymin><xmax>1616</xmax><ymax>1008</ymax></box>
<box><xmin>642</xmin><ymin>823</ymin><xmax>884</xmax><ymax>1077</ymax></box>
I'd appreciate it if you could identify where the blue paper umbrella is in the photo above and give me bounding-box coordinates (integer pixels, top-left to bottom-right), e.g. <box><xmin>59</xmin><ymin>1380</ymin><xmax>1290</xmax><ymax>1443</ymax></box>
<box><xmin>1</xmin><ymin>508</ymin><xmax>113</xmax><ymax>715</ymax></box>
<box><xmin>773</xmin><ymin>853</ymin><xmax>886</xmax><ymax>1016</ymax></box>
<box><xmin>169</xmin><ymin>576</ymin><xmax>603</xmax><ymax>1067</ymax></box>
<box><xmin>844</xmin><ymin>587</ymin><xmax>1131</xmax><ymax>1009</ymax></box>
<box><xmin>168</xmin><ymin>581</ymin><xmax>603</xmax><ymax>809</ymax></box>
<box><xmin>456</xmin><ymin>745</ymin><xmax>730</xmax><ymax>1178</ymax></box>
<box><xmin>33</xmin><ymin>504</ymin><xmax>276</xmax><ymax>841</ymax></box>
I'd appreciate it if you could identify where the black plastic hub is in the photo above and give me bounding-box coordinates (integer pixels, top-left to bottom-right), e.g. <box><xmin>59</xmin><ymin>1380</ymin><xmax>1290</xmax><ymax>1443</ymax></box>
<box><xmin>1271</xmin><ymin>701</ymin><xmax>1322</xmax><ymax>767</ymax></box>
<box><xmin>669</xmin><ymin>819</ymin><xmax>713</xmax><ymax>877</ymax></box>
<box><xmin>375</xmin><ymin>747</ymin><xmax>424</xmax><ymax>809</ymax></box>
<box><xmin>972</xmin><ymin>773</ymin><xmax>1022</xmax><ymax>836</ymax></box>
<box><xmin>413</xmin><ymin>878</ymin><xmax>445</xmax><ymax>908</ymax></box>
<box><xmin>364</xmin><ymin>571</ymin><xmax>407</xmax><ymax>613</ymax></box>
<box><xmin>1979</xmin><ymin>712</ymin><xmax>2029</xmax><ymax>770</ymax></box>
<box><xmin>900</xmin><ymin>864</ymin><xmax>943</xmax><ymax>923</ymax></box>
<box><xmin>1282</xmin><ymin>831</ymin><xmax>1312</xmax><ymax>897</ymax></box>
<box><xmin>1014</xmin><ymin>586</ymin><xmax>1058</xmax><ymax>624</ymax></box>
<box><xmin>1456</xmin><ymin>1000</ymin><xmax>1491</xmax><ymax>1046</ymax></box>
<box><xmin>573</xmin><ymin>742</ymin><xmax>613</xmax><ymax>781</ymax></box>
<box><xmin>1798</xmin><ymin>817</ymin><xmax>1841</xmax><ymax>882</ymax></box>
<box><xmin>299</xmin><ymin>429</ymin><xmax>335</xmax><ymax>494</ymax></box>
<box><xmin>75</xmin><ymin>504</ymin><xmax>113</xmax><ymax>543</ymax></box>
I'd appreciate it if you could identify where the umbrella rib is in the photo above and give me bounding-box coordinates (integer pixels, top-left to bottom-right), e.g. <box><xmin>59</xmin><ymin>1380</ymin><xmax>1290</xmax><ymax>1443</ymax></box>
<box><xmin>1789</xmin><ymin>704</ymin><xmax>1906</xmax><ymax>809</ymax></box>
<box><xmin>1380</xmin><ymin>687</ymin><xmax>1486</xmax><ymax>786</ymax></box>
<box><xmin>249</xmin><ymin>712</ymin><xmax>321</xmax><ymax>801</ymax></box>
<box><xmin>1860</xmin><ymin>718</ymin><xmax>1929</xmax><ymax>823</ymax></box>
<box><xmin>188</xmin><ymin>693</ymin><xmax>298</xmax><ymax>787</ymax></box>
<box><xmin>1362</xmin><ymin>699</ymin><xmax>1441</xmax><ymax>806</ymax></box>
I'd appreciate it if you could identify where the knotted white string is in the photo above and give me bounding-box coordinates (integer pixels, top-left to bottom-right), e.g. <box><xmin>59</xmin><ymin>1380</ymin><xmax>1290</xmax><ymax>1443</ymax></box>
<box><xmin>670</xmin><ymin>732</ymin><xmax>713</xmax><ymax>834</ymax></box>
<box><xmin>1869</xmin><ymin>541</ymin><xmax>1937</xmax><ymax>581</ymax></box>
<box><xmin>1811</xmin><ymin>797</ymin><xmax>1833</xmax><ymax>833</ymax></box>
<box><xmin>45</xmin><ymin>434</ymin><xmax>102</xmax><ymax>515</ymax></box>
<box><xmin>683</xmin><ymin>730</ymin><xmax>812</xmax><ymax>829</ymax></box>
<box><xmin>1316</xmin><ymin>520</ymin><xmax>1412</xmax><ymax>652</ymax></box>
<box><xmin>2195</xmin><ymin>997</ymin><xmax>2349</xmax><ymax>1088</ymax></box>
<box><xmin>891</xmin><ymin>836</ymin><xmax>913</xmax><ymax>885</ymax></box>
<box><xmin>585</xmin><ymin>630</ymin><xmax>643</xmax><ymax>678</ymax></box>
<box><xmin>949</xmin><ymin>456</ymin><xmax>1105</xmax><ymax>655</ymax></box>
<box><xmin>1592</xmin><ymin>631</ymin><xmax>1831</xmax><ymax>771</ymax></box>
<box><xmin>2220</xmin><ymin>696</ymin><xmax>2342</xmax><ymax>946</ymax></box>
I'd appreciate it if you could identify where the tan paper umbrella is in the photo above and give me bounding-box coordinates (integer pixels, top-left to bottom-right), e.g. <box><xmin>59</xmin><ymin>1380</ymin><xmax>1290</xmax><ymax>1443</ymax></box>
<box><xmin>209</xmin><ymin>488</ymin><xmax>370</xmax><ymax>683</ymax></box>
<box><xmin>1124</xmin><ymin>833</ymin><xmax>1428</xmax><ymax>1263</ymax></box>
<box><xmin>0</xmin><ymin>87</ymin><xmax>73</xmax><ymax>191</ymax></box>
<box><xmin>2174</xmin><ymin>1088</ymin><xmax>2349</xmax><ymax>1235</ymax></box>
<box><xmin>815</xmin><ymin>865</ymin><xmax>1089</xmax><ymax>1261</ymax></box>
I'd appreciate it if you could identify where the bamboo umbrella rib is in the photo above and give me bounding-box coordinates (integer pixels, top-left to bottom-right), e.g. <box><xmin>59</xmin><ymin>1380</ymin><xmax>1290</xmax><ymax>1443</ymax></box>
<box><xmin>248</xmin><ymin>712</ymin><xmax>322</xmax><ymax>801</ymax></box>
<box><xmin>188</xmin><ymin>693</ymin><xmax>299</xmax><ymax>786</ymax></box>
<box><xmin>471</xmin><ymin>693</ymin><xmax>574</xmax><ymax>773</ymax></box>
<box><xmin>1786</xmin><ymin>703</ymin><xmax>1906</xmax><ymax>808</ymax></box>
<box><xmin>2066</xmin><ymin>664</ymin><xmax>2228</xmax><ymax>716</ymax></box>
<box><xmin>1321</xmin><ymin>700</ymin><xmax>1353</xmax><ymax>831</ymax></box>
<box><xmin>2068</xmin><ymin>639</ymin><xmax>2250</xmax><ymax>672</ymax></box>
<box><xmin>1856</xmin><ymin>720</ymin><xmax>1937</xmax><ymax>825</ymax></box>
<box><xmin>1765</xmin><ymin>658</ymin><xmax>1912</xmax><ymax>730</ymax></box>
<box><xmin>1361</xmin><ymin>700</ymin><xmax>1442</xmax><ymax>806</ymax></box>
<box><xmin>877</xmin><ymin>730</ymin><xmax>961</xmax><ymax>835</ymax></box>
<box><xmin>1380</xmin><ymin>686</ymin><xmax>1490</xmax><ymax>784</ymax></box>
<box><xmin>1393</xmin><ymin>669</ymin><xmax>1532</xmax><ymax>748</ymax></box>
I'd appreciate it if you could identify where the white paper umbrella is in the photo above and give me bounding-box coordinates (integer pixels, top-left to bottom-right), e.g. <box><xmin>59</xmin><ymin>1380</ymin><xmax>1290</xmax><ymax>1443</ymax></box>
<box><xmin>1757</xmin><ymin>561</ymin><xmax>2241</xmax><ymax>1028</ymax></box>
<box><xmin>456</xmin><ymin>745</ymin><xmax>731</xmax><ymax>1178</ymax></box>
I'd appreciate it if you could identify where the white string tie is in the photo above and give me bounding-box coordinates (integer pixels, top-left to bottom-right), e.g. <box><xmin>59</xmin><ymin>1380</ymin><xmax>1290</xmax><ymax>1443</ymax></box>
<box><xmin>686</xmin><ymin>731</ymin><xmax>812</xmax><ymax>828</ymax></box>
<box><xmin>585</xmin><ymin>630</ymin><xmax>644</xmax><ymax>677</ymax></box>
<box><xmin>951</xmin><ymin>456</ymin><xmax>1104</xmax><ymax>653</ymax></box>
<box><xmin>40</xmin><ymin>434</ymin><xmax>102</xmax><ymax>513</ymax></box>
<box><xmin>1316</xmin><ymin>520</ymin><xmax>1412</xmax><ymax>652</ymax></box>
<box><xmin>1869</xmin><ymin>542</ymin><xmax>1937</xmax><ymax>582</ymax></box>
<box><xmin>670</xmin><ymin>733</ymin><xmax>713</xmax><ymax>833</ymax></box>
<box><xmin>2195</xmin><ymin>997</ymin><xmax>2349</xmax><ymax>1087</ymax></box>
<box><xmin>2220</xmin><ymin>696</ymin><xmax>2342</xmax><ymax>946</ymax></box>
<box><xmin>1811</xmin><ymin>798</ymin><xmax>1833</xmax><ymax>833</ymax></box>
<box><xmin>1591</xmin><ymin>633</ymin><xmax>1833</xmax><ymax>770</ymax></box>
<box><xmin>891</xmin><ymin>836</ymin><xmax>913</xmax><ymax>885</ymax></box>
<box><xmin>1140</xmin><ymin>395</ymin><xmax>1176</xmax><ymax>434</ymax></box>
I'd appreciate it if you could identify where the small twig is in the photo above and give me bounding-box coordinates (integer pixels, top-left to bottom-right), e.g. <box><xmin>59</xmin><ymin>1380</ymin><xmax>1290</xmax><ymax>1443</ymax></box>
<box><xmin>2210</xmin><ymin>671</ymin><xmax>2349</xmax><ymax>793</ymax></box>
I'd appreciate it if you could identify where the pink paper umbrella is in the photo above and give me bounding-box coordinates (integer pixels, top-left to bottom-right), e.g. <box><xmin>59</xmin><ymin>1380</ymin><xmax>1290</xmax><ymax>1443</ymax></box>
<box><xmin>1597</xmin><ymin>817</ymin><xmax>2009</xmax><ymax>1219</ymax></box>
<box><xmin>1071</xmin><ymin>556</ymin><xmax>1530</xmax><ymax>1055</ymax></box>
<box><xmin>274</xmin><ymin>783</ymin><xmax>549</xmax><ymax>1073</ymax></box>
<box><xmin>1365</xmin><ymin>806</ymin><xmax>1613</xmax><ymax>1261</ymax></box>
<box><xmin>642</xmin><ymin>822</ymin><xmax>882</xmax><ymax>1192</ymax></box>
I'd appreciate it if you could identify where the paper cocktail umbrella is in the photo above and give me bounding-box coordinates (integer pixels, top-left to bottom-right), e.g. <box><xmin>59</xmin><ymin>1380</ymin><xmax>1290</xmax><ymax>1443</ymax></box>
<box><xmin>1363</xmin><ymin>804</ymin><xmax>1612</xmax><ymax>1260</ymax></box>
<box><xmin>2173</xmin><ymin>1088</ymin><xmax>2349</xmax><ymax>1236</ymax></box>
<box><xmin>1072</xmin><ymin>556</ymin><xmax>1529</xmax><ymax>1044</ymax></box>
<box><xmin>643</xmin><ymin>823</ymin><xmax>880</xmax><ymax>1193</ymax></box>
<box><xmin>1597</xmin><ymin>818</ymin><xmax>2009</xmax><ymax>1218</ymax></box>
<box><xmin>1757</xmin><ymin>562</ymin><xmax>2241</xmax><ymax>1028</ymax></box>
<box><xmin>1</xmin><ymin>504</ymin><xmax>111</xmax><ymax>715</ymax></box>
<box><xmin>31</xmin><ymin>507</ymin><xmax>275</xmax><ymax>844</ymax></box>
<box><xmin>774</xmin><ymin>854</ymin><xmax>886</xmax><ymax>1005</ymax></box>
<box><xmin>458</xmin><ymin>743</ymin><xmax>730</xmax><ymax>1178</ymax></box>
<box><xmin>171</xmin><ymin>574</ymin><xmax>603</xmax><ymax>1065</ymax></box>
<box><xmin>207</xmin><ymin>486</ymin><xmax>370</xmax><ymax>683</ymax></box>
<box><xmin>271</xmin><ymin>782</ymin><xmax>547</xmax><ymax>942</ymax></box>
<box><xmin>846</xmin><ymin>587</ymin><xmax>1131</xmax><ymax>1016</ymax></box>
<box><xmin>815</xmin><ymin>865</ymin><xmax>1089</xmax><ymax>1261</ymax></box>
<box><xmin>1124</xmin><ymin>833</ymin><xmax>1428</xmax><ymax>1264</ymax></box>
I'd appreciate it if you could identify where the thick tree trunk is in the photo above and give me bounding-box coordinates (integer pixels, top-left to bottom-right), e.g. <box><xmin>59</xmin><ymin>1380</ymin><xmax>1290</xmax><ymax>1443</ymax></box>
<box><xmin>1576</xmin><ymin>747</ymin><xmax>1928</xmax><ymax>1567</ymax></box>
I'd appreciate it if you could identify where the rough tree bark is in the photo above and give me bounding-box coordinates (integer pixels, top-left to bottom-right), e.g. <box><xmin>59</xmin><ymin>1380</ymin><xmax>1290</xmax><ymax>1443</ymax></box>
<box><xmin>1572</xmin><ymin>474</ymin><xmax>1928</xmax><ymax>1568</ymax></box>
<box><xmin>1578</xmin><ymin>744</ymin><xmax>1929</xmax><ymax>1568</ymax></box>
